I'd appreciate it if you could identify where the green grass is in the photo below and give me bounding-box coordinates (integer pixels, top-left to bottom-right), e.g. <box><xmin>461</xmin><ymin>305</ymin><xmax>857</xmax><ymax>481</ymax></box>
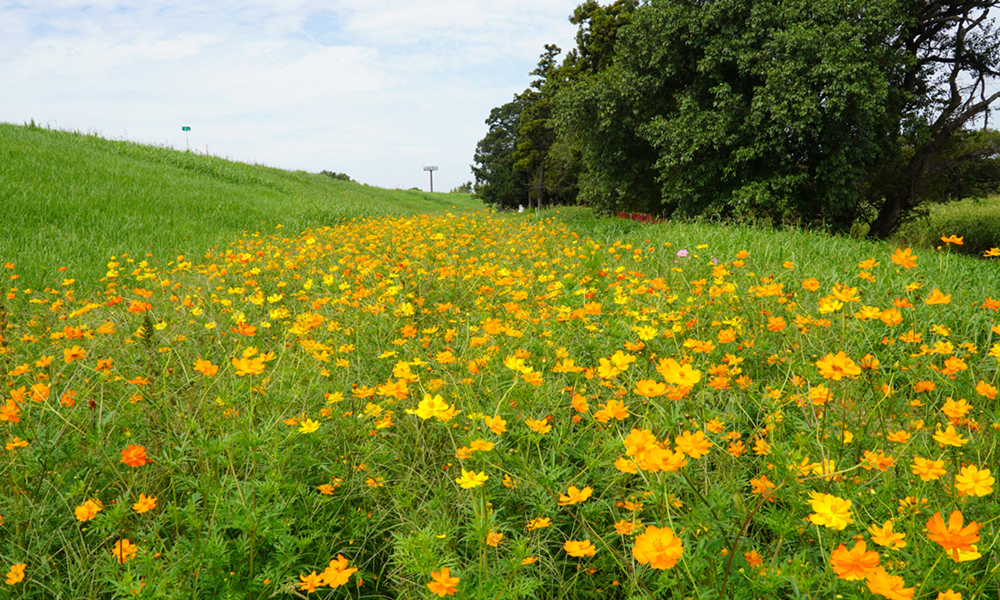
<box><xmin>0</xmin><ymin>122</ymin><xmax>481</xmax><ymax>289</ymax></box>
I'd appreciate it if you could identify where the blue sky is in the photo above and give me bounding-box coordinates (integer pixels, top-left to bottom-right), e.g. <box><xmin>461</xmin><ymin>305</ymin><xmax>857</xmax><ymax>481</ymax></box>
<box><xmin>1</xmin><ymin>1</ymin><xmax>582</xmax><ymax>190</ymax></box>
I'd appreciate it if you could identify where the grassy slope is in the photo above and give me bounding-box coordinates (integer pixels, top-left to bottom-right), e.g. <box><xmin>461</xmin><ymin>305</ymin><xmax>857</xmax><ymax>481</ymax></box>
<box><xmin>0</xmin><ymin>123</ymin><xmax>481</xmax><ymax>288</ymax></box>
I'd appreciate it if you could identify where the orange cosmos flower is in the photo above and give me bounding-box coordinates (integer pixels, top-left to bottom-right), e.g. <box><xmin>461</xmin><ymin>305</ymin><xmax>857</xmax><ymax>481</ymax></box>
<box><xmin>525</xmin><ymin>418</ymin><xmax>551</xmax><ymax>434</ymax></box>
<box><xmin>674</xmin><ymin>430</ymin><xmax>712</xmax><ymax>459</ymax></box>
<box><xmin>298</xmin><ymin>571</ymin><xmax>324</xmax><ymax>593</ymax></box>
<box><xmin>5</xmin><ymin>563</ymin><xmax>26</xmax><ymax>586</ymax></box>
<box><xmin>231</xmin><ymin>356</ymin><xmax>265</xmax><ymax>376</ymax></box>
<box><xmin>926</xmin><ymin>510</ymin><xmax>981</xmax><ymax>562</ymax></box>
<box><xmin>865</xmin><ymin>566</ymin><xmax>915</xmax><ymax>600</ymax></box>
<box><xmin>0</xmin><ymin>401</ymin><xmax>20</xmax><ymax>424</ymax></box>
<box><xmin>483</xmin><ymin>415</ymin><xmax>507</xmax><ymax>434</ymax></box>
<box><xmin>940</xmin><ymin>235</ymin><xmax>963</xmax><ymax>245</ymax></box>
<box><xmin>890</xmin><ymin>248</ymin><xmax>917</xmax><ymax>269</ymax></box>
<box><xmin>29</xmin><ymin>383</ymin><xmax>50</xmax><ymax>402</ymax></box>
<box><xmin>558</xmin><ymin>485</ymin><xmax>593</xmax><ymax>506</ymax></box>
<box><xmin>593</xmin><ymin>400</ymin><xmax>629</xmax><ymax>422</ymax></box>
<box><xmin>632</xmin><ymin>526</ymin><xmax>683</xmax><ymax>569</ymax></box>
<box><xmin>193</xmin><ymin>358</ymin><xmax>219</xmax><ymax>377</ymax></box>
<box><xmin>829</xmin><ymin>540</ymin><xmax>879</xmax><ymax>580</ymax></box>
<box><xmin>932</xmin><ymin>425</ymin><xmax>967</xmax><ymax>447</ymax></box>
<box><xmin>974</xmin><ymin>380</ymin><xmax>997</xmax><ymax>400</ymax></box>
<box><xmin>320</xmin><ymin>554</ymin><xmax>358</xmax><ymax>588</ymax></box>
<box><xmin>455</xmin><ymin>469</ymin><xmax>487</xmax><ymax>489</ymax></box>
<box><xmin>74</xmin><ymin>499</ymin><xmax>103</xmax><ymax>522</ymax></box>
<box><xmin>62</xmin><ymin>345</ymin><xmax>86</xmax><ymax>363</ymax></box>
<box><xmin>486</xmin><ymin>530</ymin><xmax>503</xmax><ymax>546</ymax></box>
<box><xmin>941</xmin><ymin>397</ymin><xmax>971</xmax><ymax>419</ymax></box>
<box><xmin>120</xmin><ymin>444</ymin><xmax>149</xmax><ymax>467</ymax></box>
<box><xmin>563</xmin><ymin>539</ymin><xmax>596</xmax><ymax>557</ymax></box>
<box><xmin>801</xmin><ymin>278</ymin><xmax>821</xmax><ymax>291</ymax></box>
<box><xmin>132</xmin><ymin>493</ymin><xmax>157</xmax><ymax>513</ymax></box>
<box><xmin>924</xmin><ymin>288</ymin><xmax>951</xmax><ymax>305</ymax></box>
<box><xmin>427</xmin><ymin>567</ymin><xmax>459</xmax><ymax>597</ymax></box>
<box><xmin>868</xmin><ymin>520</ymin><xmax>906</xmax><ymax>550</ymax></box>
<box><xmin>633</xmin><ymin>379</ymin><xmax>667</xmax><ymax>397</ymax></box>
<box><xmin>112</xmin><ymin>539</ymin><xmax>138</xmax><ymax>564</ymax></box>
<box><xmin>911</xmin><ymin>457</ymin><xmax>946</xmax><ymax>481</ymax></box>
<box><xmin>655</xmin><ymin>357</ymin><xmax>701</xmax><ymax>387</ymax></box>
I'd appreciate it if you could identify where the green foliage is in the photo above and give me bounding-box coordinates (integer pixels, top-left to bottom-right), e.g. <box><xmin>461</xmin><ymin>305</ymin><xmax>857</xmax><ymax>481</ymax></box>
<box><xmin>893</xmin><ymin>195</ymin><xmax>1000</xmax><ymax>257</ymax></box>
<box><xmin>472</xmin><ymin>97</ymin><xmax>532</xmax><ymax>209</ymax></box>
<box><xmin>320</xmin><ymin>170</ymin><xmax>353</xmax><ymax>182</ymax></box>
<box><xmin>555</xmin><ymin>0</ymin><xmax>1000</xmax><ymax>237</ymax></box>
<box><xmin>473</xmin><ymin>1</ymin><xmax>639</xmax><ymax>211</ymax></box>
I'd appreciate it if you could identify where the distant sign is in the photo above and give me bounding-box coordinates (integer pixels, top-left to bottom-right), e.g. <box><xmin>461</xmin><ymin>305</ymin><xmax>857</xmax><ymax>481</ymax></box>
<box><xmin>423</xmin><ymin>166</ymin><xmax>438</xmax><ymax>171</ymax></box>
<box><xmin>181</xmin><ymin>126</ymin><xmax>191</xmax><ymax>131</ymax></box>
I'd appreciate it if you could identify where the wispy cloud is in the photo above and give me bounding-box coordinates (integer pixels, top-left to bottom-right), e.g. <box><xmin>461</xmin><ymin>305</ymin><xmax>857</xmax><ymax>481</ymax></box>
<box><xmin>1</xmin><ymin>0</ymin><xmax>580</xmax><ymax>189</ymax></box>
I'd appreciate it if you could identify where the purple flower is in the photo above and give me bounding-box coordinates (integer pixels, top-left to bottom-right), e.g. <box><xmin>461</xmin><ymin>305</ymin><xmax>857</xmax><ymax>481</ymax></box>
<box><xmin>677</xmin><ymin>249</ymin><xmax>689</xmax><ymax>258</ymax></box>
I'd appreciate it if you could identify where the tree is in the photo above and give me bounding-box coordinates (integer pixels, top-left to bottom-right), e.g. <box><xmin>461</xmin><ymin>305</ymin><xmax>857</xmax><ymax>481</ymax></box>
<box><xmin>320</xmin><ymin>171</ymin><xmax>353</xmax><ymax>182</ymax></box>
<box><xmin>513</xmin><ymin>45</ymin><xmax>562</xmax><ymax>209</ymax></box>
<box><xmin>473</xmin><ymin>1</ymin><xmax>639</xmax><ymax>210</ymax></box>
<box><xmin>472</xmin><ymin>95</ymin><xmax>531</xmax><ymax>209</ymax></box>
<box><xmin>557</xmin><ymin>0</ymin><xmax>1000</xmax><ymax>236</ymax></box>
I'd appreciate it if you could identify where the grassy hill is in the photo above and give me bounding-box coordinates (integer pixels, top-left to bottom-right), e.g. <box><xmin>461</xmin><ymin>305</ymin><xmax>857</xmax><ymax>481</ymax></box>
<box><xmin>0</xmin><ymin>122</ymin><xmax>480</xmax><ymax>288</ymax></box>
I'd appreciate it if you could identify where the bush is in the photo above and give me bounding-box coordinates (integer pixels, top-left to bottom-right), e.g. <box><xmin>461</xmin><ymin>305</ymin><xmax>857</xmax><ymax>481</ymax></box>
<box><xmin>894</xmin><ymin>195</ymin><xmax>1000</xmax><ymax>256</ymax></box>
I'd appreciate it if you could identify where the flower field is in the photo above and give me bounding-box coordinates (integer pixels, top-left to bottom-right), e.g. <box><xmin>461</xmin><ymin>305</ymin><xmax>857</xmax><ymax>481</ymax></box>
<box><xmin>1</xmin><ymin>209</ymin><xmax>998</xmax><ymax>599</ymax></box>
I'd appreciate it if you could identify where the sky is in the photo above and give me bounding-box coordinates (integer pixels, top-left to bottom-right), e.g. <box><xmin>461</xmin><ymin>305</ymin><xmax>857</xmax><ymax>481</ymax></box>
<box><xmin>1</xmin><ymin>0</ymin><xmax>582</xmax><ymax>191</ymax></box>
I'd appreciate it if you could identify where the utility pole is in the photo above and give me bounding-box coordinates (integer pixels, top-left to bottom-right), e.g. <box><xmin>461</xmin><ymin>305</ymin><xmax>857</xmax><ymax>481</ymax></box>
<box><xmin>423</xmin><ymin>166</ymin><xmax>438</xmax><ymax>192</ymax></box>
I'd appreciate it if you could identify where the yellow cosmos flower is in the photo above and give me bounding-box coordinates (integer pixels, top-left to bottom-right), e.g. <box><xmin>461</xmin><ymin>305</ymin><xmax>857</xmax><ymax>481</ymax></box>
<box><xmin>954</xmin><ymin>465</ymin><xmax>994</xmax><ymax>497</ymax></box>
<box><xmin>815</xmin><ymin>351</ymin><xmax>861</xmax><ymax>380</ymax></box>
<box><xmin>932</xmin><ymin>425</ymin><xmax>968</xmax><ymax>447</ymax></box>
<box><xmin>807</xmin><ymin>492</ymin><xmax>853</xmax><ymax>530</ymax></box>
<box><xmin>563</xmin><ymin>539</ymin><xmax>596</xmax><ymax>557</ymax></box>
<box><xmin>455</xmin><ymin>469</ymin><xmax>488</xmax><ymax>489</ymax></box>
<box><xmin>298</xmin><ymin>418</ymin><xmax>321</xmax><ymax>434</ymax></box>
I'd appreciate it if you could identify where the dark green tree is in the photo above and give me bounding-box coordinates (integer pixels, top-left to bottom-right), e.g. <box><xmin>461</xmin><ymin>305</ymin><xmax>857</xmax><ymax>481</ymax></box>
<box><xmin>472</xmin><ymin>95</ymin><xmax>532</xmax><ymax>209</ymax></box>
<box><xmin>557</xmin><ymin>0</ymin><xmax>1000</xmax><ymax>236</ymax></box>
<box><xmin>473</xmin><ymin>1</ymin><xmax>639</xmax><ymax>210</ymax></box>
<box><xmin>513</xmin><ymin>45</ymin><xmax>562</xmax><ymax>209</ymax></box>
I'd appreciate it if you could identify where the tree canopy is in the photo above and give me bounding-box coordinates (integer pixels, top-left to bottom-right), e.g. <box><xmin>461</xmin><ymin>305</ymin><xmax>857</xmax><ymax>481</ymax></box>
<box><xmin>475</xmin><ymin>0</ymin><xmax>1000</xmax><ymax>235</ymax></box>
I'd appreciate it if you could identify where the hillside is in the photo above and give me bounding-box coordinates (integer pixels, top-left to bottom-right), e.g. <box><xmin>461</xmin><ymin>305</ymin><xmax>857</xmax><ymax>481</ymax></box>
<box><xmin>0</xmin><ymin>122</ymin><xmax>481</xmax><ymax>288</ymax></box>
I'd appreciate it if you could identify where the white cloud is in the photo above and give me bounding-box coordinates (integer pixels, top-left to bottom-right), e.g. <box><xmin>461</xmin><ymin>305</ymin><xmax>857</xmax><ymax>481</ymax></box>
<box><xmin>0</xmin><ymin>0</ymin><xmax>581</xmax><ymax>190</ymax></box>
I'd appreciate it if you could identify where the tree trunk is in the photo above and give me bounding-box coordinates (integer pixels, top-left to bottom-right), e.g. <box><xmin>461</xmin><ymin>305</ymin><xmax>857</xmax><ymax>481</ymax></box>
<box><xmin>867</xmin><ymin>192</ymin><xmax>906</xmax><ymax>240</ymax></box>
<box><xmin>536</xmin><ymin>163</ymin><xmax>545</xmax><ymax>210</ymax></box>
